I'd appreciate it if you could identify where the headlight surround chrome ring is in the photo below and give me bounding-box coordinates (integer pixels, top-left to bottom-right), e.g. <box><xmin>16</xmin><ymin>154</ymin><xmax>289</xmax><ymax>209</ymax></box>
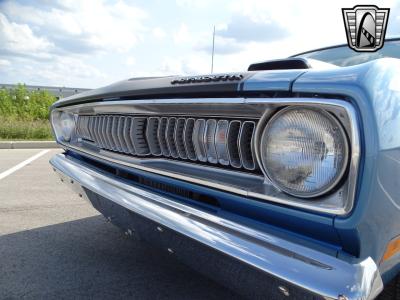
<box><xmin>259</xmin><ymin>106</ymin><xmax>349</xmax><ymax>198</ymax></box>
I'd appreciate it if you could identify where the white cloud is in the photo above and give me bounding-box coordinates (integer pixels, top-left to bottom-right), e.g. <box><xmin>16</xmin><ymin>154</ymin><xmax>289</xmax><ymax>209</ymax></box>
<box><xmin>217</xmin><ymin>14</ymin><xmax>289</xmax><ymax>43</ymax></box>
<box><xmin>147</xmin><ymin>54</ymin><xmax>211</xmax><ymax>76</ymax></box>
<box><xmin>126</xmin><ymin>57</ymin><xmax>136</xmax><ymax>66</ymax></box>
<box><xmin>229</xmin><ymin>0</ymin><xmax>399</xmax><ymax>49</ymax></box>
<box><xmin>175</xmin><ymin>0</ymin><xmax>212</xmax><ymax>8</ymax></box>
<box><xmin>0</xmin><ymin>0</ymin><xmax>148</xmax><ymax>87</ymax></box>
<box><xmin>152</xmin><ymin>27</ymin><xmax>167</xmax><ymax>39</ymax></box>
<box><xmin>194</xmin><ymin>36</ymin><xmax>243</xmax><ymax>54</ymax></box>
<box><xmin>0</xmin><ymin>59</ymin><xmax>10</xmax><ymax>67</ymax></box>
<box><xmin>204</xmin><ymin>0</ymin><xmax>400</xmax><ymax>74</ymax></box>
<box><xmin>173</xmin><ymin>23</ymin><xmax>190</xmax><ymax>44</ymax></box>
<box><xmin>3</xmin><ymin>56</ymin><xmax>106</xmax><ymax>88</ymax></box>
<box><xmin>0</xmin><ymin>13</ymin><xmax>54</xmax><ymax>58</ymax></box>
<box><xmin>1</xmin><ymin>0</ymin><xmax>147</xmax><ymax>54</ymax></box>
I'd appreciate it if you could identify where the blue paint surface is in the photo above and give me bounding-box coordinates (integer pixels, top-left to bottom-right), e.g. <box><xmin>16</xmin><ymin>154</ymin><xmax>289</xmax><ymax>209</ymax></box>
<box><xmin>293</xmin><ymin>58</ymin><xmax>400</xmax><ymax>281</ymax></box>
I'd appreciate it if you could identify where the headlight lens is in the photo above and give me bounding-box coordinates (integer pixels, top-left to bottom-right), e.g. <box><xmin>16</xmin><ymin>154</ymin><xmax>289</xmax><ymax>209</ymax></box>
<box><xmin>52</xmin><ymin>111</ymin><xmax>75</xmax><ymax>142</ymax></box>
<box><xmin>260</xmin><ymin>107</ymin><xmax>348</xmax><ymax>198</ymax></box>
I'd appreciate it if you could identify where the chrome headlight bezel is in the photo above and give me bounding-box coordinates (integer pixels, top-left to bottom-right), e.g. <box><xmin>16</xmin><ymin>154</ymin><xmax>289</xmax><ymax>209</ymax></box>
<box><xmin>258</xmin><ymin>106</ymin><xmax>350</xmax><ymax>198</ymax></box>
<box><xmin>252</xmin><ymin>99</ymin><xmax>360</xmax><ymax>215</ymax></box>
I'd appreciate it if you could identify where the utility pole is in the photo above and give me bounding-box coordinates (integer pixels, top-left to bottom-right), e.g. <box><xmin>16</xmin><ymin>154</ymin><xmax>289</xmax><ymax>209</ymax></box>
<box><xmin>211</xmin><ymin>25</ymin><xmax>215</xmax><ymax>74</ymax></box>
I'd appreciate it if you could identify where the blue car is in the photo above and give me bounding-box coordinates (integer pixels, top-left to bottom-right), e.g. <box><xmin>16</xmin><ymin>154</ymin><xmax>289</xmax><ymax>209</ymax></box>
<box><xmin>49</xmin><ymin>38</ymin><xmax>400</xmax><ymax>300</ymax></box>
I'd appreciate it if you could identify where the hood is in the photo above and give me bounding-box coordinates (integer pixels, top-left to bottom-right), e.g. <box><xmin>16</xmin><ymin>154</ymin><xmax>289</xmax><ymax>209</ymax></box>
<box><xmin>52</xmin><ymin>57</ymin><xmax>338</xmax><ymax>108</ymax></box>
<box><xmin>52</xmin><ymin>70</ymin><xmax>307</xmax><ymax>108</ymax></box>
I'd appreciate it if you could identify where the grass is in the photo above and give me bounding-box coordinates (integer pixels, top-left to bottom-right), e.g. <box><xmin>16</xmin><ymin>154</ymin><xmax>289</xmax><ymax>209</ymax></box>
<box><xmin>0</xmin><ymin>118</ymin><xmax>53</xmax><ymax>140</ymax></box>
<box><xmin>0</xmin><ymin>85</ymin><xmax>56</xmax><ymax>140</ymax></box>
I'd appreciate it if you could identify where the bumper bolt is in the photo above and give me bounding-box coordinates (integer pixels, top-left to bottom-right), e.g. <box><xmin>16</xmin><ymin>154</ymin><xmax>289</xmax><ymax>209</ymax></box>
<box><xmin>157</xmin><ymin>226</ymin><xmax>163</xmax><ymax>232</ymax></box>
<box><xmin>167</xmin><ymin>248</ymin><xmax>174</xmax><ymax>254</ymax></box>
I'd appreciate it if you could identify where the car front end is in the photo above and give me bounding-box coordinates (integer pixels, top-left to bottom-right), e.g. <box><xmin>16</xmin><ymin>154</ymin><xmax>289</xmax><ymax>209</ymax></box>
<box><xmin>49</xmin><ymin>44</ymin><xmax>400</xmax><ymax>298</ymax></box>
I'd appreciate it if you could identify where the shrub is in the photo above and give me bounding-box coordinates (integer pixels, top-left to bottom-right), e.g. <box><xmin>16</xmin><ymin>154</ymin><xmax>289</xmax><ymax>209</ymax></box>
<box><xmin>0</xmin><ymin>84</ymin><xmax>56</xmax><ymax>121</ymax></box>
<box><xmin>0</xmin><ymin>84</ymin><xmax>57</xmax><ymax>140</ymax></box>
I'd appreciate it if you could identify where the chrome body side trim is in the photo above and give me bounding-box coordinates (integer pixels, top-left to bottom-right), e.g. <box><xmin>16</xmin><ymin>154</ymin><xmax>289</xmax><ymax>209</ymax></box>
<box><xmin>52</xmin><ymin>97</ymin><xmax>360</xmax><ymax>215</ymax></box>
<box><xmin>50</xmin><ymin>153</ymin><xmax>382</xmax><ymax>300</ymax></box>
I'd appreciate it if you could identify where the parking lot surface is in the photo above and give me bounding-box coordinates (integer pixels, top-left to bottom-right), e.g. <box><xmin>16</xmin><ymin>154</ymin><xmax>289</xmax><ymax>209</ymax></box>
<box><xmin>0</xmin><ymin>149</ymin><xmax>241</xmax><ymax>299</ymax></box>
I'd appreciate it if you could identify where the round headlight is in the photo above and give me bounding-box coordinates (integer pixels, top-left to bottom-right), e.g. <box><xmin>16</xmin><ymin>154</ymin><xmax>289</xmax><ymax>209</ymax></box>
<box><xmin>260</xmin><ymin>107</ymin><xmax>349</xmax><ymax>198</ymax></box>
<box><xmin>59</xmin><ymin>112</ymin><xmax>75</xmax><ymax>142</ymax></box>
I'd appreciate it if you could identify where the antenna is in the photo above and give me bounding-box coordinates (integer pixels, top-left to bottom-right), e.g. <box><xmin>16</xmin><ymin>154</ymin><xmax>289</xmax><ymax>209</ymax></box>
<box><xmin>211</xmin><ymin>25</ymin><xmax>215</xmax><ymax>74</ymax></box>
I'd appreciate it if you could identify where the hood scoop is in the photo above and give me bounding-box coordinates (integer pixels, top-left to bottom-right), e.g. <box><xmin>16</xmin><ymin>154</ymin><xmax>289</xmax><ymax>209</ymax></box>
<box><xmin>248</xmin><ymin>58</ymin><xmax>311</xmax><ymax>71</ymax></box>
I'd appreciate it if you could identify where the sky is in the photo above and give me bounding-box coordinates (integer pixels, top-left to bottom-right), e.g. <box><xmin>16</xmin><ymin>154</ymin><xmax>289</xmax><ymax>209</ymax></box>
<box><xmin>0</xmin><ymin>0</ymin><xmax>399</xmax><ymax>88</ymax></box>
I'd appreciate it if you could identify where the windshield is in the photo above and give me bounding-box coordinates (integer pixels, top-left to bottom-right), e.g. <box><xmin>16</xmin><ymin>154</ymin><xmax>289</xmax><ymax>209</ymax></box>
<box><xmin>293</xmin><ymin>39</ymin><xmax>400</xmax><ymax>67</ymax></box>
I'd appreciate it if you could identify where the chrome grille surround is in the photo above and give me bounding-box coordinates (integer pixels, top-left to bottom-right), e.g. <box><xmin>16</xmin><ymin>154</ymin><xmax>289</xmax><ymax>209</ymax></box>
<box><xmin>76</xmin><ymin>114</ymin><xmax>259</xmax><ymax>171</ymax></box>
<box><xmin>52</xmin><ymin>97</ymin><xmax>360</xmax><ymax>215</ymax></box>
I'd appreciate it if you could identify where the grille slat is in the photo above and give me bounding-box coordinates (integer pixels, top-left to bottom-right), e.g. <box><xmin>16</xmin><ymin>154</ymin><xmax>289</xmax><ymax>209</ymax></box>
<box><xmin>175</xmin><ymin>118</ymin><xmax>187</xmax><ymax>159</ymax></box>
<box><xmin>239</xmin><ymin>121</ymin><xmax>256</xmax><ymax>170</ymax></box>
<box><xmin>158</xmin><ymin>117</ymin><xmax>170</xmax><ymax>157</ymax></box>
<box><xmin>76</xmin><ymin>117</ymin><xmax>82</xmax><ymax>138</ymax></box>
<box><xmin>227</xmin><ymin>120</ymin><xmax>242</xmax><ymax>168</ymax></box>
<box><xmin>99</xmin><ymin>116</ymin><xmax>107</xmax><ymax>149</ymax></box>
<box><xmin>147</xmin><ymin>117</ymin><xmax>161</xmax><ymax>156</ymax></box>
<box><xmin>111</xmin><ymin>116</ymin><xmax>121</xmax><ymax>151</ymax></box>
<box><xmin>105</xmin><ymin>116</ymin><xmax>113</xmax><ymax>150</ymax></box>
<box><xmin>85</xmin><ymin>116</ymin><xmax>91</xmax><ymax>140</ymax></box>
<box><xmin>117</xmin><ymin>117</ymin><xmax>129</xmax><ymax>153</ymax></box>
<box><xmin>88</xmin><ymin>116</ymin><xmax>95</xmax><ymax>141</ymax></box>
<box><xmin>215</xmin><ymin>120</ymin><xmax>230</xmax><ymax>166</ymax></box>
<box><xmin>131</xmin><ymin>117</ymin><xmax>149</xmax><ymax>156</ymax></box>
<box><xmin>98</xmin><ymin>116</ymin><xmax>106</xmax><ymax>148</ymax></box>
<box><xmin>94</xmin><ymin>117</ymin><xmax>102</xmax><ymax>147</ymax></box>
<box><xmin>205</xmin><ymin>119</ymin><xmax>218</xmax><ymax>164</ymax></box>
<box><xmin>101</xmin><ymin>116</ymin><xmax>109</xmax><ymax>149</ymax></box>
<box><xmin>76</xmin><ymin>115</ymin><xmax>259</xmax><ymax>172</ymax></box>
<box><xmin>77</xmin><ymin>116</ymin><xmax>83</xmax><ymax>138</ymax></box>
<box><xmin>124</xmin><ymin>117</ymin><xmax>136</xmax><ymax>154</ymax></box>
<box><xmin>166</xmin><ymin>117</ymin><xmax>179</xmax><ymax>158</ymax></box>
<box><xmin>193</xmin><ymin>119</ymin><xmax>207</xmax><ymax>162</ymax></box>
<box><xmin>183</xmin><ymin>118</ymin><xmax>196</xmax><ymax>161</ymax></box>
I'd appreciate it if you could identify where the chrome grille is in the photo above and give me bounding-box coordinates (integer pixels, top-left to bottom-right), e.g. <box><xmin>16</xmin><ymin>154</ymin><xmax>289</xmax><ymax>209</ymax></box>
<box><xmin>76</xmin><ymin>115</ymin><xmax>258</xmax><ymax>171</ymax></box>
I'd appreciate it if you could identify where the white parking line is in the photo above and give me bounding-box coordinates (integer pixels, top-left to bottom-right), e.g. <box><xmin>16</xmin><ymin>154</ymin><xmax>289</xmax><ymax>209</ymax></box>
<box><xmin>0</xmin><ymin>150</ymin><xmax>50</xmax><ymax>181</ymax></box>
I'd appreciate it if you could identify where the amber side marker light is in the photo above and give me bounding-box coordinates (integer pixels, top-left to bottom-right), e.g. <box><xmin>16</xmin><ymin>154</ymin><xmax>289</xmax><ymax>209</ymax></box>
<box><xmin>382</xmin><ymin>236</ymin><xmax>400</xmax><ymax>262</ymax></box>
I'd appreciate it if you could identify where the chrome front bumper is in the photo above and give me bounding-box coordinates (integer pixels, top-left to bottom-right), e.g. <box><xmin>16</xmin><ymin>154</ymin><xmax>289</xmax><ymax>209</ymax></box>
<box><xmin>50</xmin><ymin>153</ymin><xmax>383</xmax><ymax>300</ymax></box>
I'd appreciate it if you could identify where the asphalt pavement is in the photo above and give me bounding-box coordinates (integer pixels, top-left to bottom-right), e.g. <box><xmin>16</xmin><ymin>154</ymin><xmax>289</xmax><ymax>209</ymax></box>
<box><xmin>0</xmin><ymin>149</ymin><xmax>242</xmax><ymax>299</ymax></box>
